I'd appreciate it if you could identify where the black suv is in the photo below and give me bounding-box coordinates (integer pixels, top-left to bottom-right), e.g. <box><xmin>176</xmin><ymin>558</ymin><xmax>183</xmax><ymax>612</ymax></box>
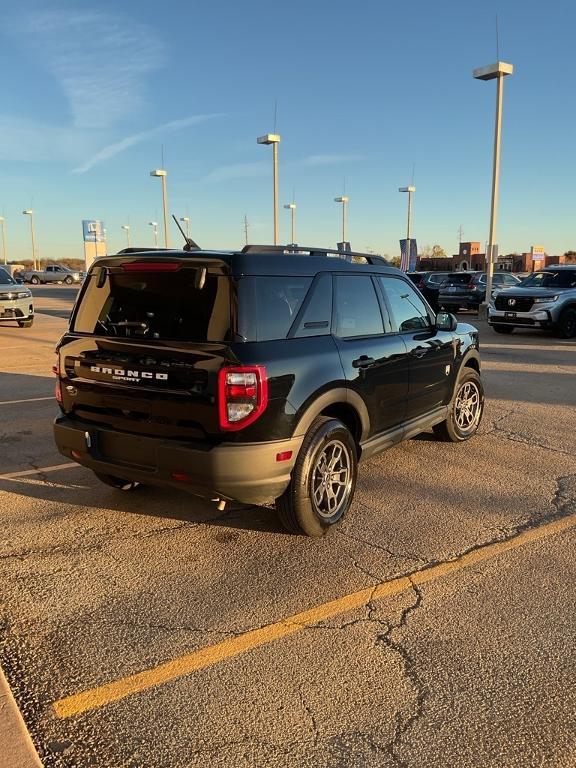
<box><xmin>53</xmin><ymin>245</ymin><xmax>483</xmax><ymax>537</ymax></box>
<box><xmin>439</xmin><ymin>271</ymin><xmax>521</xmax><ymax>312</ymax></box>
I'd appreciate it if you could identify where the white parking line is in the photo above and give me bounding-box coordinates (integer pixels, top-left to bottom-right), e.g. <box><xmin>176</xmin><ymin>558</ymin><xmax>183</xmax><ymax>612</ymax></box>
<box><xmin>0</xmin><ymin>463</ymin><xmax>79</xmax><ymax>480</ymax></box>
<box><xmin>0</xmin><ymin>396</ymin><xmax>54</xmax><ymax>406</ymax></box>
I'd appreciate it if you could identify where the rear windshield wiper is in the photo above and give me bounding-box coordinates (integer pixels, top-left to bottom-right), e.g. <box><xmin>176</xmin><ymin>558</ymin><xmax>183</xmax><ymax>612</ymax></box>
<box><xmin>108</xmin><ymin>321</ymin><xmax>149</xmax><ymax>331</ymax></box>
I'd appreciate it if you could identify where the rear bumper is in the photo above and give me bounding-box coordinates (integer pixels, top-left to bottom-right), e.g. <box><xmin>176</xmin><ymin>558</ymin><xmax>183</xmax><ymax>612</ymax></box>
<box><xmin>439</xmin><ymin>292</ymin><xmax>480</xmax><ymax>309</ymax></box>
<box><xmin>54</xmin><ymin>416</ymin><xmax>303</xmax><ymax>505</ymax></box>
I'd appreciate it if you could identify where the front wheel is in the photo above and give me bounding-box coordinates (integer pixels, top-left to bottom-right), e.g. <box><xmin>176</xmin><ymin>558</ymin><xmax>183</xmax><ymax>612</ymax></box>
<box><xmin>64</xmin><ymin>276</ymin><xmax>73</xmax><ymax>284</ymax></box>
<box><xmin>492</xmin><ymin>324</ymin><xmax>514</xmax><ymax>334</ymax></box>
<box><xmin>433</xmin><ymin>369</ymin><xmax>484</xmax><ymax>443</ymax></box>
<box><xmin>557</xmin><ymin>308</ymin><xmax>576</xmax><ymax>339</ymax></box>
<box><xmin>30</xmin><ymin>276</ymin><xmax>40</xmax><ymax>285</ymax></box>
<box><xmin>276</xmin><ymin>416</ymin><xmax>357</xmax><ymax>537</ymax></box>
<box><xmin>94</xmin><ymin>472</ymin><xmax>141</xmax><ymax>491</ymax></box>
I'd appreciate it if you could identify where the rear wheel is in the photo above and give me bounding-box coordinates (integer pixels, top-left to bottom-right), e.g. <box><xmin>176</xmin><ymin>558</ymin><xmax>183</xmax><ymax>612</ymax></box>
<box><xmin>64</xmin><ymin>276</ymin><xmax>73</xmax><ymax>284</ymax></box>
<box><xmin>443</xmin><ymin>304</ymin><xmax>459</xmax><ymax>313</ymax></box>
<box><xmin>433</xmin><ymin>369</ymin><xmax>484</xmax><ymax>443</ymax></box>
<box><xmin>492</xmin><ymin>324</ymin><xmax>514</xmax><ymax>334</ymax></box>
<box><xmin>557</xmin><ymin>308</ymin><xmax>576</xmax><ymax>339</ymax></box>
<box><xmin>30</xmin><ymin>276</ymin><xmax>40</xmax><ymax>285</ymax></box>
<box><xmin>276</xmin><ymin>416</ymin><xmax>357</xmax><ymax>537</ymax></box>
<box><xmin>94</xmin><ymin>472</ymin><xmax>141</xmax><ymax>491</ymax></box>
<box><xmin>17</xmin><ymin>318</ymin><xmax>33</xmax><ymax>328</ymax></box>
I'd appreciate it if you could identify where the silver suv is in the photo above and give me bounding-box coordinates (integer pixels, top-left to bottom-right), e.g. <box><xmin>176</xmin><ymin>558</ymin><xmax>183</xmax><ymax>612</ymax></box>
<box><xmin>488</xmin><ymin>265</ymin><xmax>576</xmax><ymax>338</ymax></box>
<box><xmin>0</xmin><ymin>267</ymin><xmax>34</xmax><ymax>327</ymax></box>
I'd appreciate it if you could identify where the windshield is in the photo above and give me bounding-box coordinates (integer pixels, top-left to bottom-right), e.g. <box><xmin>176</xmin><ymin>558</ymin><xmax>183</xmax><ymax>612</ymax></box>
<box><xmin>521</xmin><ymin>270</ymin><xmax>576</xmax><ymax>289</ymax></box>
<box><xmin>0</xmin><ymin>268</ymin><xmax>15</xmax><ymax>285</ymax></box>
<box><xmin>73</xmin><ymin>267</ymin><xmax>232</xmax><ymax>341</ymax></box>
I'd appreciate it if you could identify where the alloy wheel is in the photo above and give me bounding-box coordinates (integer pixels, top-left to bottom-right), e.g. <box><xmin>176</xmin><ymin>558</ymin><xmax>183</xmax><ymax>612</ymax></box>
<box><xmin>311</xmin><ymin>439</ymin><xmax>352</xmax><ymax>520</ymax></box>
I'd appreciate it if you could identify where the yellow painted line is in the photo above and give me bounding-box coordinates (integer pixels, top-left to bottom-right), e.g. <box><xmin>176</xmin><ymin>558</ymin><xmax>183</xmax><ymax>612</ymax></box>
<box><xmin>0</xmin><ymin>463</ymin><xmax>79</xmax><ymax>480</ymax></box>
<box><xmin>0</xmin><ymin>396</ymin><xmax>54</xmax><ymax>406</ymax></box>
<box><xmin>53</xmin><ymin>510</ymin><xmax>576</xmax><ymax>719</ymax></box>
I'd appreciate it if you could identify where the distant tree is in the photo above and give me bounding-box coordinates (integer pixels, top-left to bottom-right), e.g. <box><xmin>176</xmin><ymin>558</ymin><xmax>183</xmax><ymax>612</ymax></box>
<box><xmin>389</xmin><ymin>256</ymin><xmax>401</xmax><ymax>268</ymax></box>
<box><xmin>431</xmin><ymin>244</ymin><xmax>447</xmax><ymax>258</ymax></box>
<box><xmin>419</xmin><ymin>245</ymin><xmax>433</xmax><ymax>258</ymax></box>
<box><xmin>563</xmin><ymin>250</ymin><xmax>576</xmax><ymax>263</ymax></box>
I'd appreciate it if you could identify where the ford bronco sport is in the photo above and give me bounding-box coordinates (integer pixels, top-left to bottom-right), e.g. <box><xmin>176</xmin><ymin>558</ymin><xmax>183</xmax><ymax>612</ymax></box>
<box><xmin>53</xmin><ymin>245</ymin><xmax>483</xmax><ymax>537</ymax></box>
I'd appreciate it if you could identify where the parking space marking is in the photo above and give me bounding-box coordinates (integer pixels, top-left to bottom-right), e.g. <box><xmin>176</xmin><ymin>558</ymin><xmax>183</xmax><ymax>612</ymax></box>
<box><xmin>0</xmin><ymin>396</ymin><xmax>54</xmax><ymax>406</ymax></box>
<box><xmin>0</xmin><ymin>463</ymin><xmax>79</xmax><ymax>480</ymax></box>
<box><xmin>52</xmin><ymin>509</ymin><xmax>576</xmax><ymax>719</ymax></box>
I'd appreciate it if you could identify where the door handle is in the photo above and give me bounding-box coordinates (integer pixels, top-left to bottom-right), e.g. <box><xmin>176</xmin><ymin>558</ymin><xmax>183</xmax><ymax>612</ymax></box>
<box><xmin>410</xmin><ymin>347</ymin><xmax>428</xmax><ymax>359</ymax></box>
<box><xmin>352</xmin><ymin>355</ymin><xmax>375</xmax><ymax>369</ymax></box>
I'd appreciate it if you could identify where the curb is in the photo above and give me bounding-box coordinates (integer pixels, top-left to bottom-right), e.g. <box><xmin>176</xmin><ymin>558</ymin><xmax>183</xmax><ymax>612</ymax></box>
<box><xmin>0</xmin><ymin>666</ymin><xmax>43</xmax><ymax>768</ymax></box>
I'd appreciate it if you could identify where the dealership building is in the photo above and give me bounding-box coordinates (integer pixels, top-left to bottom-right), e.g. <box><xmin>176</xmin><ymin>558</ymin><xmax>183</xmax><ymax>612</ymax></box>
<box><xmin>416</xmin><ymin>242</ymin><xmax>573</xmax><ymax>273</ymax></box>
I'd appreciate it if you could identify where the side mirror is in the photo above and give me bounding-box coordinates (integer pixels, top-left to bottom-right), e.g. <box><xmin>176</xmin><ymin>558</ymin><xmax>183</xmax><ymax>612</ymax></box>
<box><xmin>436</xmin><ymin>311</ymin><xmax>457</xmax><ymax>332</ymax></box>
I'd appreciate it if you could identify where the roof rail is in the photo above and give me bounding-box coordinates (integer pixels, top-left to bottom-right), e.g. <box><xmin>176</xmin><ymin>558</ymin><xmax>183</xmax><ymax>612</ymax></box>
<box><xmin>241</xmin><ymin>244</ymin><xmax>390</xmax><ymax>266</ymax></box>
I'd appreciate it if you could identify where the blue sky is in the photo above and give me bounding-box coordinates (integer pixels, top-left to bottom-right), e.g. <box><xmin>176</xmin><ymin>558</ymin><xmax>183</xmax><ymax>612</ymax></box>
<box><xmin>1</xmin><ymin>0</ymin><xmax>575</xmax><ymax>261</ymax></box>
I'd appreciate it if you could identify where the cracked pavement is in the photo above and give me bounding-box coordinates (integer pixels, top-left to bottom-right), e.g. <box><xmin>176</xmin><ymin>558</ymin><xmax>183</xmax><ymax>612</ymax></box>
<box><xmin>1</xmin><ymin>292</ymin><xmax>575</xmax><ymax>767</ymax></box>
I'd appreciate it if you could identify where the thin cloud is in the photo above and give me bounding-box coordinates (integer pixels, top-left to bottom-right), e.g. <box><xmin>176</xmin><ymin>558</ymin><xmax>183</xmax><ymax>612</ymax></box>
<box><xmin>18</xmin><ymin>10</ymin><xmax>164</xmax><ymax>129</ymax></box>
<box><xmin>301</xmin><ymin>154</ymin><xmax>365</xmax><ymax>167</ymax></box>
<box><xmin>204</xmin><ymin>162</ymin><xmax>268</xmax><ymax>183</ymax></box>
<box><xmin>72</xmin><ymin>114</ymin><xmax>223</xmax><ymax>174</ymax></box>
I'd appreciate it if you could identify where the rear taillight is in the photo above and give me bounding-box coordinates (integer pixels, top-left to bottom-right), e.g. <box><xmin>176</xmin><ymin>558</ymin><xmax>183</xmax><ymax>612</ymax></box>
<box><xmin>53</xmin><ymin>356</ymin><xmax>63</xmax><ymax>404</ymax></box>
<box><xmin>218</xmin><ymin>366</ymin><xmax>268</xmax><ymax>431</ymax></box>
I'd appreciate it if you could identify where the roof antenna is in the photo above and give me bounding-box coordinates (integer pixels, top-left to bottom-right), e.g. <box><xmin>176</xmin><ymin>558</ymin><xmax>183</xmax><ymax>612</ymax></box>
<box><xmin>172</xmin><ymin>214</ymin><xmax>200</xmax><ymax>251</ymax></box>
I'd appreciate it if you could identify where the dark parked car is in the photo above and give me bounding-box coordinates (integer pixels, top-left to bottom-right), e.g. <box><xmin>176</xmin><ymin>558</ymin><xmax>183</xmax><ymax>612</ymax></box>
<box><xmin>53</xmin><ymin>244</ymin><xmax>483</xmax><ymax>537</ymax></box>
<box><xmin>439</xmin><ymin>271</ymin><xmax>521</xmax><ymax>312</ymax></box>
<box><xmin>407</xmin><ymin>271</ymin><xmax>452</xmax><ymax>310</ymax></box>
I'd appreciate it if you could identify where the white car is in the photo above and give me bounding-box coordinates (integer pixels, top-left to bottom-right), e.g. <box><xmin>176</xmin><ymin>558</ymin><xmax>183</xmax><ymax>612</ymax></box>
<box><xmin>0</xmin><ymin>267</ymin><xmax>34</xmax><ymax>327</ymax></box>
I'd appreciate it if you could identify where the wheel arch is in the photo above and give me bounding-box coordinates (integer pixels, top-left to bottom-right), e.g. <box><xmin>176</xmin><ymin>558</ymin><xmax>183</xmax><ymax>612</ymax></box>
<box><xmin>292</xmin><ymin>388</ymin><xmax>370</xmax><ymax>446</ymax></box>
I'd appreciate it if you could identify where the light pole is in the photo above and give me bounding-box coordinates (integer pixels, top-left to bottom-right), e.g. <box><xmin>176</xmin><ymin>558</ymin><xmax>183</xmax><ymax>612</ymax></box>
<box><xmin>473</xmin><ymin>60</ymin><xmax>513</xmax><ymax>316</ymax></box>
<box><xmin>179</xmin><ymin>216</ymin><xmax>190</xmax><ymax>239</ymax></box>
<box><xmin>150</xmin><ymin>169</ymin><xmax>170</xmax><ymax>248</ymax></box>
<box><xmin>398</xmin><ymin>186</ymin><xmax>415</xmax><ymax>271</ymax></box>
<box><xmin>257</xmin><ymin>133</ymin><xmax>281</xmax><ymax>244</ymax></box>
<box><xmin>334</xmin><ymin>196</ymin><xmax>349</xmax><ymax>246</ymax></box>
<box><xmin>0</xmin><ymin>217</ymin><xmax>6</xmax><ymax>265</ymax></box>
<box><xmin>283</xmin><ymin>203</ymin><xmax>296</xmax><ymax>245</ymax></box>
<box><xmin>148</xmin><ymin>221</ymin><xmax>159</xmax><ymax>247</ymax></box>
<box><xmin>22</xmin><ymin>209</ymin><xmax>37</xmax><ymax>270</ymax></box>
<box><xmin>121</xmin><ymin>224</ymin><xmax>131</xmax><ymax>248</ymax></box>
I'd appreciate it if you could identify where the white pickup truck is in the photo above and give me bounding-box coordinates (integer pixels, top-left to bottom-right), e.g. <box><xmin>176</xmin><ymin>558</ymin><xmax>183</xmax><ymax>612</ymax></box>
<box><xmin>21</xmin><ymin>264</ymin><xmax>84</xmax><ymax>285</ymax></box>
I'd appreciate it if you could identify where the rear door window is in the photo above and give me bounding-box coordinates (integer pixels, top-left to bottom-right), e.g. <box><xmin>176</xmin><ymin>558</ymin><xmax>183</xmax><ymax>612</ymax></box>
<box><xmin>73</xmin><ymin>267</ymin><xmax>232</xmax><ymax>342</ymax></box>
<box><xmin>333</xmin><ymin>276</ymin><xmax>385</xmax><ymax>338</ymax></box>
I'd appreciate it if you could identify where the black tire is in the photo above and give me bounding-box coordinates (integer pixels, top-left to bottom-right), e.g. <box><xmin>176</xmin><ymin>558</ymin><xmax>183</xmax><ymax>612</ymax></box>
<box><xmin>94</xmin><ymin>472</ymin><xmax>141</xmax><ymax>491</ymax></box>
<box><xmin>276</xmin><ymin>416</ymin><xmax>357</xmax><ymax>537</ymax></box>
<box><xmin>557</xmin><ymin>307</ymin><xmax>576</xmax><ymax>339</ymax></box>
<box><xmin>17</xmin><ymin>318</ymin><xmax>33</xmax><ymax>328</ymax></box>
<box><xmin>433</xmin><ymin>368</ymin><xmax>484</xmax><ymax>443</ymax></box>
<box><xmin>443</xmin><ymin>304</ymin><xmax>459</xmax><ymax>313</ymax></box>
<box><xmin>492</xmin><ymin>324</ymin><xmax>514</xmax><ymax>334</ymax></box>
<box><xmin>64</xmin><ymin>276</ymin><xmax>73</xmax><ymax>284</ymax></box>
<box><xmin>30</xmin><ymin>276</ymin><xmax>40</xmax><ymax>285</ymax></box>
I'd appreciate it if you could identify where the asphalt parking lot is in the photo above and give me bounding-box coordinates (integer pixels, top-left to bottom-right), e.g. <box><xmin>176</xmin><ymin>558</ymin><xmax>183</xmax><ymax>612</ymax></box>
<box><xmin>1</xmin><ymin>285</ymin><xmax>575</xmax><ymax>768</ymax></box>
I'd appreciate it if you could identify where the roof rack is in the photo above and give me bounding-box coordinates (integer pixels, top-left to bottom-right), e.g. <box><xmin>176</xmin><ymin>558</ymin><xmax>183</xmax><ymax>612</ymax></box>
<box><xmin>241</xmin><ymin>244</ymin><xmax>390</xmax><ymax>266</ymax></box>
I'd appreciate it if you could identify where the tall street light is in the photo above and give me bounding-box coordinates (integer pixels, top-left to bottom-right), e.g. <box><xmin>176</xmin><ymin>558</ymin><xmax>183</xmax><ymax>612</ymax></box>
<box><xmin>150</xmin><ymin>169</ymin><xmax>170</xmax><ymax>248</ymax></box>
<box><xmin>0</xmin><ymin>217</ymin><xmax>7</xmax><ymax>265</ymax></box>
<box><xmin>283</xmin><ymin>203</ymin><xmax>296</xmax><ymax>245</ymax></box>
<box><xmin>398</xmin><ymin>186</ymin><xmax>416</xmax><ymax>271</ymax></box>
<box><xmin>22</xmin><ymin>209</ymin><xmax>37</xmax><ymax>270</ymax></box>
<box><xmin>121</xmin><ymin>224</ymin><xmax>131</xmax><ymax>248</ymax></box>
<box><xmin>148</xmin><ymin>221</ymin><xmax>159</xmax><ymax>247</ymax></box>
<box><xmin>179</xmin><ymin>216</ymin><xmax>190</xmax><ymax>238</ymax></box>
<box><xmin>473</xmin><ymin>60</ymin><xmax>513</xmax><ymax>316</ymax></box>
<box><xmin>257</xmin><ymin>133</ymin><xmax>281</xmax><ymax>244</ymax></box>
<box><xmin>334</xmin><ymin>196</ymin><xmax>349</xmax><ymax>247</ymax></box>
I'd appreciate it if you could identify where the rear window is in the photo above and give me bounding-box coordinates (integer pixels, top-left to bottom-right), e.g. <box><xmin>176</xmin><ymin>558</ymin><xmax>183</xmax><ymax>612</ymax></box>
<box><xmin>442</xmin><ymin>273</ymin><xmax>475</xmax><ymax>285</ymax></box>
<box><xmin>237</xmin><ymin>276</ymin><xmax>312</xmax><ymax>341</ymax></box>
<box><xmin>73</xmin><ymin>267</ymin><xmax>232</xmax><ymax>342</ymax></box>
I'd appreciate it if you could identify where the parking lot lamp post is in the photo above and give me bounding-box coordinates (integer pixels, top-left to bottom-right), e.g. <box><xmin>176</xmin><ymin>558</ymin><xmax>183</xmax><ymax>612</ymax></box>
<box><xmin>398</xmin><ymin>186</ymin><xmax>415</xmax><ymax>271</ymax></box>
<box><xmin>473</xmin><ymin>61</ymin><xmax>513</xmax><ymax>315</ymax></box>
<box><xmin>22</xmin><ymin>209</ymin><xmax>37</xmax><ymax>270</ymax></box>
<box><xmin>334</xmin><ymin>196</ymin><xmax>349</xmax><ymax>246</ymax></box>
<box><xmin>121</xmin><ymin>224</ymin><xmax>131</xmax><ymax>248</ymax></box>
<box><xmin>257</xmin><ymin>134</ymin><xmax>281</xmax><ymax>245</ymax></box>
<box><xmin>179</xmin><ymin>216</ymin><xmax>190</xmax><ymax>239</ymax></box>
<box><xmin>148</xmin><ymin>221</ymin><xmax>159</xmax><ymax>247</ymax></box>
<box><xmin>0</xmin><ymin>217</ymin><xmax>6</xmax><ymax>265</ymax></box>
<box><xmin>150</xmin><ymin>169</ymin><xmax>170</xmax><ymax>248</ymax></box>
<box><xmin>283</xmin><ymin>203</ymin><xmax>296</xmax><ymax>245</ymax></box>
